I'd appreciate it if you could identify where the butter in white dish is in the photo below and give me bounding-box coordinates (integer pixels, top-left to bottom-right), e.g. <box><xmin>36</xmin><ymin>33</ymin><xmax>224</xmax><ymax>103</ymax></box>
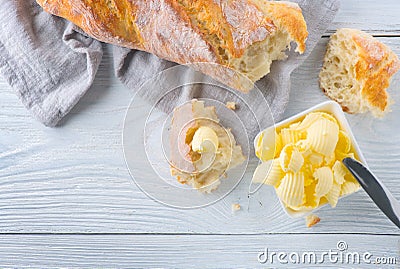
<box><xmin>253</xmin><ymin>101</ymin><xmax>366</xmax><ymax>218</ymax></box>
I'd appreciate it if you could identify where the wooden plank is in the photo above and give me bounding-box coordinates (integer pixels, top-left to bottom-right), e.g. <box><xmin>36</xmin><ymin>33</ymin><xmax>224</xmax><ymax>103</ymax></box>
<box><xmin>0</xmin><ymin>38</ymin><xmax>400</xmax><ymax>234</ymax></box>
<box><xmin>329</xmin><ymin>0</ymin><xmax>400</xmax><ymax>36</ymax></box>
<box><xmin>0</xmin><ymin>234</ymin><xmax>397</xmax><ymax>268</ymax></box>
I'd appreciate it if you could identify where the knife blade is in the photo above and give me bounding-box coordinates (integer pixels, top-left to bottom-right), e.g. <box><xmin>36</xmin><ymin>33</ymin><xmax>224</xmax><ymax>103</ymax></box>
<box><xmin>342</xmin><ymin>158</ymin><xmax>400</xmax><ymax>229</ymax></box>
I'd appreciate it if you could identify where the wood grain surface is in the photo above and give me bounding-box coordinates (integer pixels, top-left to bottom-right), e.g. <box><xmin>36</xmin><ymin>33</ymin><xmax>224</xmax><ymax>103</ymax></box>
<box><xmin>0</xmin><ymin>1</ymin><xmax>400</xmax><ymax>267</ymax></box>
<box><xmin>0</xmin><ymin>234</ymin><xmax>397</xmax><ymax>268</ymax></box>
<box><xmin>329</xmin><ymin>0</ymin><xmax>400</xmax><ymax>35</ymax></box>
<box><xmin>1</xmin><ymin>37</ymin><xmax>399</xmax><ymax>235</ymax></box>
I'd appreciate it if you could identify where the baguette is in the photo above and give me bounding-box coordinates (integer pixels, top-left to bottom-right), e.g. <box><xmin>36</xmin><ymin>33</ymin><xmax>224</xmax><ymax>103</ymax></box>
<box><xmin>319</xmin><ymin>28</ymin><xmax>400</xmax><ymax>117</ymax></box>
<box><xmin>36</xmin><ymin>0</ymin><xmax>308</xmax><ymax>92</ymax></box>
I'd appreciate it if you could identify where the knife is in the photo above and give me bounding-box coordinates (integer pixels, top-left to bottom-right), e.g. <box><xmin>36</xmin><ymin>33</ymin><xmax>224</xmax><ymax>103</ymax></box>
<box><xmin>342</xmin><ymin>158</ymin><xmax>400</xmax><ymax>229</ymax></box>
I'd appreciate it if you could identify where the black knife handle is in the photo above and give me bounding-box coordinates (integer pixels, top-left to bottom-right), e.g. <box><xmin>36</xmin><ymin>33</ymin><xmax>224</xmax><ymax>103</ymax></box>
<box><xmin>343</xmin><ymin>158</ymin><xmax>400</xmax><ymax>229</ymax></box>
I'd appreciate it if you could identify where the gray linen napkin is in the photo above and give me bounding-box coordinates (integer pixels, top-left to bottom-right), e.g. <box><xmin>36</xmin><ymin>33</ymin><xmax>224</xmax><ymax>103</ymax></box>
<box><xmin>0</xmin><ymin>0</ymin><xmax>103</xmax><ymax>126</ymax></box>
<box><xmin>0</xmin><ymin>0</ymin><xmax>339</xmax><ymax>127</ymax></box>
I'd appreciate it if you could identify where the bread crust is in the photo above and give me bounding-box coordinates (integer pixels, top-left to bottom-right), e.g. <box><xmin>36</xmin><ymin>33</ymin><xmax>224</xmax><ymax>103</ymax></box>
<box><xmin>352</xmin><ymin>32</ymin><xmax>400</xmax><ymax>111</ymax></box>
<box><xmin>253</xmin><ymin>1</ymin><xmax>307</xmax><ymax>53</ymax></box>
<box><xmin>36</xmin><ymin>0</ymin><xmax>307</xmax><ymax>91</ymax></box>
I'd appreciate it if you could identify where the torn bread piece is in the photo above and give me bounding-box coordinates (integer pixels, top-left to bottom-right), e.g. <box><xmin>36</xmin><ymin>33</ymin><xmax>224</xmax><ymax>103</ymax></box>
<box><xmin>319</xmin><ymin>28</ymin><xmax>400</xmax><ymax>117</ymax></box>
<box><xmin>170</xmin><ymin>100</ymin><xmax>245</xmax><ymax>193</ymax></box>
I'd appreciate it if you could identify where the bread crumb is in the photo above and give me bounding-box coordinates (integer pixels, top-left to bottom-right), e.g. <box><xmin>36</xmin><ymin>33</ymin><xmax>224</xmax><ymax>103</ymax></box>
<box><xmin>305</xmin><ymin>214</ymin><xmax>320</xmax><ymax>228</ymax></box>
<box><xmin>231</xmin><ymin>203</ymin><xmax>241</xmax><ymax>212</ymax></box>
<box><xmin>226</xmin><ymin>102</ymin><xmax>236</xmax><ymax>111</ymax></box>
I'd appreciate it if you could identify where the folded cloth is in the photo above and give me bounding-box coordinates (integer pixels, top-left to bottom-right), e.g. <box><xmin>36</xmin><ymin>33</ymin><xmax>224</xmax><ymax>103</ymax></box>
<box><xmin>0</xmin><ymin>0</ymin><xmax>340</xmax><ymax>127</ymax></box>
<box><xmin>0</xmin><ymin>0</ymin><xmax>103</xmax><ymax>126</ymax></box>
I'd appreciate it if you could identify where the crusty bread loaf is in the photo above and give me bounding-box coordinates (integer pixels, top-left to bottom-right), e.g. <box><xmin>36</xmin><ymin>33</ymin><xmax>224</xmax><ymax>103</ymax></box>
<box><xmin>319</xmin><ymin>28</ymin><xmax>400</xmax><ymax>117</ymax></box>
<box><xmin>36</xmin><ymin>0</ymin><xmax>308</xmax><ymax>92</ymax></box>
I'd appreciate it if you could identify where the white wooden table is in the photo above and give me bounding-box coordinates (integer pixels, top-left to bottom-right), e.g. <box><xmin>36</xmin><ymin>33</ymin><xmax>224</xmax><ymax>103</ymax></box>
<box><xmin>1</xmin><ymin>1</ymin><xmax>400</xmax><ymax>267</ymax></box>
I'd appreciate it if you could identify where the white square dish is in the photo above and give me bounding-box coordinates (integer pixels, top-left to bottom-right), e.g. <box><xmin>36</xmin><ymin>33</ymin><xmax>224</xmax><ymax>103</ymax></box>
<box><xmin>254</xmin><ymin>101</ymin><xmax>367</xmax><ymax>218</ymax></box>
